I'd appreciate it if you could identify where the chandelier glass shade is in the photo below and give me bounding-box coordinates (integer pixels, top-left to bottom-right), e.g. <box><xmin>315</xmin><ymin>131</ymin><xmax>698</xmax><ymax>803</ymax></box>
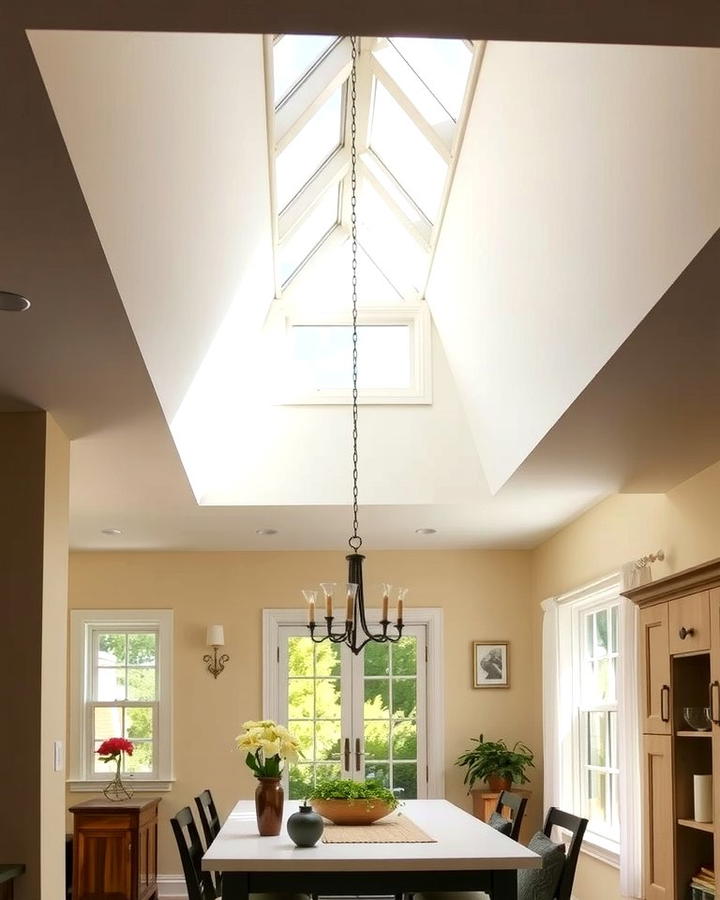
<box><xmin>302</xmin><ymin>36</ymin><xmax>407</xmax><ymax>655</ymax></box>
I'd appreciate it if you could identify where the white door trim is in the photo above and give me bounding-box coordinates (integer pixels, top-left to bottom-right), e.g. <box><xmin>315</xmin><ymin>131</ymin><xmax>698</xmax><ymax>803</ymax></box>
<box><xmin>262</xmin><ymin>607</ymin><xmax>445</xmax><ymax>798</ymax></box>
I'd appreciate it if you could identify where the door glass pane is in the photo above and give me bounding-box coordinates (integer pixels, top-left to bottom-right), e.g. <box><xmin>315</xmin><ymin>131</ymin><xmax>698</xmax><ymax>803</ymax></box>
<box><xmin>274</xmin><ymin>35</ymin><xmax>338</xmax><ymax>105</ymax></box>
<box><xmin>276</xmin><ymin>87</ymin><xmax>343</xmax><ymax>210</ymax></box>
<box><xmin>287</xmin><ymin>637</ymin><xmax>342</xmax><ymax>798</ymax></box>
<box><xmin>363</xmin><ymin>636</ymin><xmax>419</xmax><ymax>798</ymax></box>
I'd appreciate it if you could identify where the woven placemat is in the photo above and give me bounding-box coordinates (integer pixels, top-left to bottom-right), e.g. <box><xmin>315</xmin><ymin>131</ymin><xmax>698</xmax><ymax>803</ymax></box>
<box><xmin>322</xmin><ymin>815</ymin><xmax>436</xmax><ymax>843</ymax></box>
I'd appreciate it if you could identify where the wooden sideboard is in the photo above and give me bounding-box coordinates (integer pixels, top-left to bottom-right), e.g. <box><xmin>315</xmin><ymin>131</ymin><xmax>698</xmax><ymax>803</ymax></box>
<box><xmin>0</xmin><ymin>865</ymin><xmax>25</xmax><ymax>900</ymax></box>
<box><xmin>69</xmin><ymin>797</ymin><xmax>160</xmax><ymax>900</ymax></box>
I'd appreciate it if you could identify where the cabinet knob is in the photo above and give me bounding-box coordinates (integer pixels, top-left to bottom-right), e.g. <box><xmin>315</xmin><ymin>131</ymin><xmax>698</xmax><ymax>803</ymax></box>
<box><xmin>679</xmin><ymin>626</ymin><xmax>695</xmax><ymax>640</ymax></box>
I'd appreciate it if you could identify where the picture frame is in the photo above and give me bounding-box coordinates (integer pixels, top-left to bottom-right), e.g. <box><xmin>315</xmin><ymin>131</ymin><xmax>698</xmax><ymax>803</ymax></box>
<box><xmin>472</xmin><ymin>641</ymin><xmax>509</xmax><ymax>688</ymax></box>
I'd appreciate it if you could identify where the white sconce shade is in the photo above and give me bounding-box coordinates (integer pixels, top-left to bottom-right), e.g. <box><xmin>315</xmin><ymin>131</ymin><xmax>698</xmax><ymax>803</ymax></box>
<box><xmin>206</xmin><ymin>624</ymin><xmax>225</xmax><ymax>647</ymax></box>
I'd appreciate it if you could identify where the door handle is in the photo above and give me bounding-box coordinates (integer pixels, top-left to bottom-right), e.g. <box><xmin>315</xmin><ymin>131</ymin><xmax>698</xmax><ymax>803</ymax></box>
<box><xmin>710</xmin><ymin>682</ymin><xmax>720</xmax><ymax>725</ymax></box>
<box><xmin>344</xmin><ymin>737</ymin><xmax>350</xmax><ymax>771</ymax></box>
<box><xmin>679</xmin><ymin>626</ymin><xmax>695</xmax><ymax>640</ymax></box>
<box><xmin>660</xmin><ymin>684</ymin><xmax>670</xmax><ymax>723</ymax></box>
<box><xmin>355</xmin><ymin>737</ymin><xmax>363</xmax><ymax>772</ymax></box>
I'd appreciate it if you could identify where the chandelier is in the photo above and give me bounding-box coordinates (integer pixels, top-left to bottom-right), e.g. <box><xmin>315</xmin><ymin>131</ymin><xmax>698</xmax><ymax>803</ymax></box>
<box><xmin>303</xmin><ymin>36</ymin><xmax>407</xmax><ymax>655</ymax></box>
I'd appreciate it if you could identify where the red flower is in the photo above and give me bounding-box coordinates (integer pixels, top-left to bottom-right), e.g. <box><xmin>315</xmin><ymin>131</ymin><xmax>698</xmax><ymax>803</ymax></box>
<box><xmin>96</xmin><ymin>737</ymin><xmax>134</xmax><ymax>758</ymax></box>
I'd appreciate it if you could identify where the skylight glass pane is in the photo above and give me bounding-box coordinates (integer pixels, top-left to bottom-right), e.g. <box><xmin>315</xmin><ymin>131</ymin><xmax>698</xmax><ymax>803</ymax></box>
<box><xmin>276</xmin><ymin>87</ymin><xmax>343</xmax><ymax>211</ymax></box>
<box><xmin>373</xmin><ymin>45</ymin><xmax>450</xmax><ymax>130</ymax></box>
<box><xmin>389</xmin><ymin>37</ymin><xmax>472</xmax><ymax>120</ymax></box>
<box><xmin>369</xmin><ymin>81</ymin><xmax>447</xmax><ymax>222</ymax></box>
<box><xmin>273</xmin><ymin>35</ymin><xmax>338</xmax><ymax>105</ymax></box>
<box><xmin>292</xmin><ymin>325</ymin><xmax>411</xmax><ymax>391</ymax></box>
<box><xmin>279</xmin><ymin>186</ymin><xmax>340</xmax><ymax>284</ymax></box>
<box><xmin>358</xmin><ymin>180</ymin><xmax>428</xmax><ymax>296</ymax></box>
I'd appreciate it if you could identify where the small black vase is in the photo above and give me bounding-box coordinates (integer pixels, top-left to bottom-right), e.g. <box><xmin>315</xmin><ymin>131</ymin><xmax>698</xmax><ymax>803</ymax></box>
<box><xmin>287</xmin><ymin>803</ymin><xmax>324</xmax><ymax>847</ymax></box>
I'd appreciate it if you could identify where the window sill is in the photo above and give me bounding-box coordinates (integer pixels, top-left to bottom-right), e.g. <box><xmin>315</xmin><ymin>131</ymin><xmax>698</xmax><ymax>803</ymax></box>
<box><xmin>67</xmin><ymin>779</ymin><xmax>175</xmax><ymax>792</ymax></box>
<box><xmin>580</xmin><ymin>832</ymin><xmax>620</xmax><ymax>869</ymax></box>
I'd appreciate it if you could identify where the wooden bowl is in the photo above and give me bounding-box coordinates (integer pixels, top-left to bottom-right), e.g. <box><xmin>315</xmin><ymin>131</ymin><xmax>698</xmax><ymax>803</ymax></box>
<box><xmin>309</xmin><ymin>798</ymin><xmax>395</xmax><ymax>825</ymax></box>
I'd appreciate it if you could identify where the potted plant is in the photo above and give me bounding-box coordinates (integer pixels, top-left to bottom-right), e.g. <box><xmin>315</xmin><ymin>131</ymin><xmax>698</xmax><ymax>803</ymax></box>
<box><xmin>456</xmin><ymin>734</ymin><xmax>534</xmax><ymax>792</ymax></box>
<box><xmin>308</xmin><ymin>778</ymin><xmax>399</xmax><ymax>825</ymax></box>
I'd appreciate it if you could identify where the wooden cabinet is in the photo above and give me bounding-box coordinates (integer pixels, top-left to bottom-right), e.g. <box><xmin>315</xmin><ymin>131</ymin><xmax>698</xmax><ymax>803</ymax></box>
<box><xmin>643</xmin><ymin>735</ymin><xmax>675</xmax><ymax>900</ymax></box>
<box><xmin>669</xmin><ymin>590</ymin><xmax>710</xmax><ymax>655</ymax></box>
<box><xmin>628</xmin><ymin>559</ymin><xmax>720</xmax><ymax>900</ymax></box>
<box><xmin>640</xmin><ymin>603</ymin><xmax>671</xmax><ymax>734</ymax></box>
<box><xmin>70</xmin><ymin>798</ymin><xmax>159</xmax><ymax>900</ymax></box>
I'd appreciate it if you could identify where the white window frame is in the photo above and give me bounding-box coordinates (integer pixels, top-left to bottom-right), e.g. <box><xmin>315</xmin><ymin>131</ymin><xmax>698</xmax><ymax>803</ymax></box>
<box><xmin>262</xmin><ymin>607</ymin><xmax>444</xmax><ymax>797</ymax></box>
<box><xmin>557</xmin><ymin>574</ymin><xmax>622</xmax><ymax>865</ymax></box>
<box><xmin>278</xmin><ymin>303</ymin><xmax>432</xmax><ymax>404</ymax></box>
<box><xmin>68</xmin><ymin>609</ymin><xmax>174</xmax><ymax>791</ymax></box>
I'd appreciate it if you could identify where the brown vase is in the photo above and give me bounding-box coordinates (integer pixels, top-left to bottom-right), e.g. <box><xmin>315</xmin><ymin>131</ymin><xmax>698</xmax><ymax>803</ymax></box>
<box><xmin>255</xmin><ymin>777</ymin><xmax>284</xmax><ymax>836</ymax></box>
<box><xmin>487</xmin><ymin>774</ymin><xmax>512</xmax><ymax>792</ymax></box>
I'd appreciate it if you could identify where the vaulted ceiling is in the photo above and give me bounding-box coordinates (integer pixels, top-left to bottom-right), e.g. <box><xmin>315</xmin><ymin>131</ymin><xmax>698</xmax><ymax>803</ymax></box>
<box><xmin>1</xmin><ymin>21</ymin><xmax>720</xmax><ymax>550</ymax></box>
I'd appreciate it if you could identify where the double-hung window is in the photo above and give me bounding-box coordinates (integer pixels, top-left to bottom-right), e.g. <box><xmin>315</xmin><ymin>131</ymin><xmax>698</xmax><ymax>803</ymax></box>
<box><xmin>557</xmin><ymin>577</ymin><xmax>621</xmax><ymax>862</ymax></box>
<box><xmin>69</xmin><ymin>609</ymin><xmax>174</xmax><ymax>790</ymax></box>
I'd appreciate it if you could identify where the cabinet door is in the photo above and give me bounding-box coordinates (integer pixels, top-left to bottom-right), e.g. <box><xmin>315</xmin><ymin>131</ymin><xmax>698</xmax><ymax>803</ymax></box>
<box><xmin>640</xmin><ymin>604</ymin><xmax>671</xmax><ymax>734</ymax></box>
<box><xmin>669</xmin><ymin>590</ymin><xmax>710</xmax><ymax>655</ymax></box>
<box><xmin>74</xmin><ymin>828</ymin><xmax>133</xmax><ymax>900</ymax></box>
<box><xmin>710</xmin><ymin>588</ymin><xmax>720</xmax><ymax>868</ymax></box>
<box><xmin>137</xmin><ymin>817</ymin><xmax>158</xmax><ymax>898</ymax></box>
<box><xmin>644</xmin><ymin>734</ymin><xmax>675</xmax><ymax>900</ymax></box>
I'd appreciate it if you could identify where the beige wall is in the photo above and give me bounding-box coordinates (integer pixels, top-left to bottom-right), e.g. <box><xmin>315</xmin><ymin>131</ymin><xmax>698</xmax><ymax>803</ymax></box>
<box><xmin>67</xmin><ymin>548</ymin><xmax>539</xmax><ymax>876</ymax></box>
<box><xmin>0</xmin><ymin>412</ymin><xmax>69</xmax><ymax>900</ymax></box>
<box><xmin>531</xmin><ymin>457</ymin><xmax>720</xmax><ymax>900</ymax></box>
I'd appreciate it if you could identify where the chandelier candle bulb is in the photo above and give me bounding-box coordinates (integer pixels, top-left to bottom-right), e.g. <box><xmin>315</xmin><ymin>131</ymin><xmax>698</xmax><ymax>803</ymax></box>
<box><xmin>346</xmin><ymin>591</ymin><xmax>353</xmax><ymax>622</ymax></box>
<box><xmin>382</xmin><ymin>590</ymin><xmax>390</xmax><ymax>622</ymax></box>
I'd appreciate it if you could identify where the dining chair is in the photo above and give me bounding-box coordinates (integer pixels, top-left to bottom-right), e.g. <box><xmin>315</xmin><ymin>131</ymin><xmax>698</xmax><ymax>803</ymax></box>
<box><xmin>412</xmin><ymin>805</ymin><xmax>588</xmax><ymax>900</ymax></box>
<box><xmin>195</xmin><ymin>790</ymin><xmax>222</xmax><ymax>847</ymax></box>
<box><xmin>172</xmin><ymin>805</ymin><xmax>313</xmax><ymax>900</ymax></box>
<box><xmin>493</xmin><ymin>790</ymin><xmax>528</xmax><ymax>842</ymax></box>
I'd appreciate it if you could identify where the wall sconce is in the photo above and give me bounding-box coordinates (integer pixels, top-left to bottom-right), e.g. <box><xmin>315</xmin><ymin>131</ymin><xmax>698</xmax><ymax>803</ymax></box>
<box><xmin>204</xmin><ymin>625</ymin><xmax>229</xmax><ymax>679</ymax></box>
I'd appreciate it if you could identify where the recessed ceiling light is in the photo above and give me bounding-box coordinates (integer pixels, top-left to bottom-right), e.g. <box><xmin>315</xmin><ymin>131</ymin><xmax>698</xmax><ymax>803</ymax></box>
<box><xmin>101</xmin><ymin>528</ymin><xmax>122</xmax><ymax>536</ymax></box>
<box><xmin>415</xmin><ymin>528</ymin><xmax>437</xmax><ymax>535</ymax></box>
<box><xmin>256</xmin><ymin>528</ymin><xmax>278</xmax><ymax>536</ymax></box>
<box><xmin>0</xmin><ymin>291</ymin><xmax>31</xmax><ymax>312</ymax></box>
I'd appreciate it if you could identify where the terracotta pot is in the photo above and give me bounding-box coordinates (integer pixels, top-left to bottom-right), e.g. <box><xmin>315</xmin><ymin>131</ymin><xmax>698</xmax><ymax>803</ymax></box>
<box><xmin>486</xmin><ymin>774</ymin><xmax>512</xmax><ymax>792</ymax></box>
<box><xmin>255</xmin><ymin>777</ymin><xmax>284</xmax><ymax>836</ymax></box>
<box><xmin>310</xmin><ymin>798</ymin><xmax>395</xmax><ymax>825</ymax></box>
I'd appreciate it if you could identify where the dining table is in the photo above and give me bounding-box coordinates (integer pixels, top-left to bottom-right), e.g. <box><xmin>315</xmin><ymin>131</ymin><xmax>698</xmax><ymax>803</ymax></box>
<box><xmin>203</xmin><ymin>799</ymin><xmax>541</xmax><ymax>900</ymax></box>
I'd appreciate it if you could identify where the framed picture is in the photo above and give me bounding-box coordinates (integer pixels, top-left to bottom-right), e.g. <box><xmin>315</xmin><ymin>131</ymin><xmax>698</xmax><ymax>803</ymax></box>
<box><xmin>472</xmin><ymin>641</ymin><xmax>509</xmax><ymax>688</ymax></box>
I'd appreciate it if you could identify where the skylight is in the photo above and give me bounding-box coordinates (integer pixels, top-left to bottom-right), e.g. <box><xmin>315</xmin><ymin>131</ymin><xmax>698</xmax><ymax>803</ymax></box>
<box><xmin>388</xmin><ymin>37</ymin><xmax>472</xmax><ymax>121</ymax></box>
<box><xmin>369</xmin><ymin>80</ymin><xmax>448</xmax><ymax>222</ymax></box>
<box><xmin>275</xmin><ymin>86</ymin><xmax>343</xmax><ymax>210</ymax></box>
<box><xmin>273</xmin><ymin>34</ymin><xmax>338</xmax><ymax>106</ymax></box>
<box><xmin>269</xmin><ymin>35</ymin><xmax>477</xmax><ymax>293</ymax></box>
<box><xmin>278</xmin><ymin>185</ymin><xmax>340</xmax><ymax>284</ymax></box>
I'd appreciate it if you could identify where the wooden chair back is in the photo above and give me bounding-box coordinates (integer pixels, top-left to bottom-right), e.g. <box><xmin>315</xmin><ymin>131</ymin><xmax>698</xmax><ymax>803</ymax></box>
<box><xmin>194</xmin><ymin>790</ymin><xmax>222</xmax><ymax>847</ymax></box>
<box><xmin>495</xmin><ymin>790</ymin><xmax>528</xmax><ymax>842</ymax></box>
<box><xmin>170</xmin><ymin>807</ymin><xmax>217</xmax><ymax>900</ymax></box>
<box><xmin>543</xmin><ymin>807</ymin><xmax>588</xmax><ymax>900</ymax></box>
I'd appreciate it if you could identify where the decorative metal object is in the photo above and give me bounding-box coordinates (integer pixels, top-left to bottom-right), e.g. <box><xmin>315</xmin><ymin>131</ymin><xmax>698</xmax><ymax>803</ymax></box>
<box><xmin>204</xmin><ymin>645</ymin><xmax>230</xmax><ymax>679</ymax></box>
<box><xmin>303</xmin><ymin>37</ymin><xmax>406</xmax><ymax>656</ymax></box>
<box><xmin>103</xmin><ymin>757</ymin><xmax>134</xmax><ymax>802</ymax></box>
<box><xmin>635</xmin><ymin>550</ymin><xmax>665</xmax><ymax>569</ymax></box>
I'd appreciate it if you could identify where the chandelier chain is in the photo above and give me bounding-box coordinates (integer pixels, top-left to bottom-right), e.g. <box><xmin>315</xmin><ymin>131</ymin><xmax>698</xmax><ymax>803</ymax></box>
<box><xmin>349</xmin><ymin>35</ymin><xmax>361</xmax><ymax>553</ymax></box>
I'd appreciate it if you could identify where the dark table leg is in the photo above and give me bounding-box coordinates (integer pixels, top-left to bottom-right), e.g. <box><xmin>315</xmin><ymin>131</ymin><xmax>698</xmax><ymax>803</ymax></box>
<box><xmin>221</xmin><ymin>872</ymin><xmax>250</xmax><ymax>900</ymax></box>
<box><xmin>490</xmin><ymin>870</ymin><xmax>517</xmax><ymax>900</ymax></box>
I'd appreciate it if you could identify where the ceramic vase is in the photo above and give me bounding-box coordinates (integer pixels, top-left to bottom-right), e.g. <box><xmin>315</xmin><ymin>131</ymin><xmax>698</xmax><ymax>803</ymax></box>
<box><xmin>287</xmin><ymin>803</ymin><xmax>324</xmax><ymax>847</ymax></box>
<box><xmin>255</xmin><ymin>777</ymin><xmax>284</xmax><ymax>836</ymax></box>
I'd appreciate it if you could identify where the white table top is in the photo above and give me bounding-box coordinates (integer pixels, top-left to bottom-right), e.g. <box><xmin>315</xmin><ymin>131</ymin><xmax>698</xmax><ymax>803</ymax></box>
<box><xmin>203</xmin><ymin>799</ymin><xmax>541</xmax><ymax>872</ymax></box>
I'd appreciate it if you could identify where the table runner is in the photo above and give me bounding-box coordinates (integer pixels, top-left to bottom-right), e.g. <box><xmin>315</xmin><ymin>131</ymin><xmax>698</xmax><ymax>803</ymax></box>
<box><xmin>322</xmin><ymin>815</ymin><xmax>436</xmax><ymax>843</ymax></box>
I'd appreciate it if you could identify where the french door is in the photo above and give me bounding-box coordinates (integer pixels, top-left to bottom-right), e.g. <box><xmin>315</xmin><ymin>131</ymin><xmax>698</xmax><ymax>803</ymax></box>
<box><xmin>276</xmin><ymin>622</ymin><xmax>428</xmax><ymax>800</ymax></box>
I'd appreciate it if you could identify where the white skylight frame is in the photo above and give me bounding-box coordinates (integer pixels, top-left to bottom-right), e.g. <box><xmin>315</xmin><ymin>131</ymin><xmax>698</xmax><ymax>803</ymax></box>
<box><xmin>264</xmin><ymin>35</ymin><xmax>484</xmax><ymax>301</ymax></box>
<box><xmin>278</xmin><ymin>303</ymin><xmax>432</xmax><ymax>405</ymax></box>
